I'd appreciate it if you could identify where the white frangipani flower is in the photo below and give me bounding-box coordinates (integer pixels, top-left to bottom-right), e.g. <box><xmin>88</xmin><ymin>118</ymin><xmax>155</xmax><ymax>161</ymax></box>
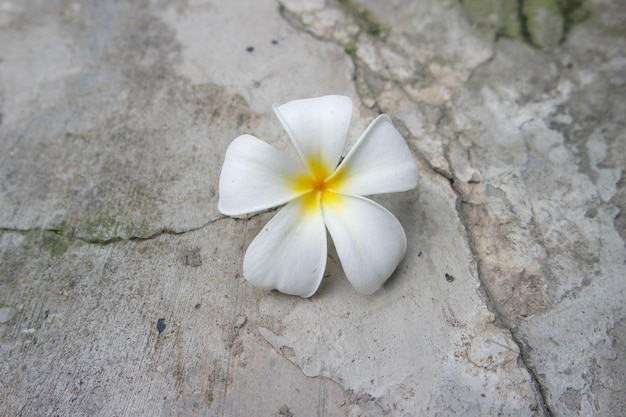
<box><xmin>218</xmin><ymin>95</ymin><xmax>419</xmax><ymax>297</ymax></box>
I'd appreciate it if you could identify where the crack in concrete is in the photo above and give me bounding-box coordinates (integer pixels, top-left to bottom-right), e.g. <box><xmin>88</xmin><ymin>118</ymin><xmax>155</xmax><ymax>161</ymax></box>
<box><xmin>0</xmin><ymin>216</ymin><xmax>228</xmax><ymax>245</ymax></box>
<box><xmin>453</xmin><ymin>187</ymin><xmax>554</xmax><ymax>417</ymax></box>
<box><xmin>277</xmin><ymin>3</ymin><xmax>556</xmax><ymax>414</ymax></box>
<box><xmin>465</xmin><ymin>48</ymin><xmax>498</xmax><ymax>83</ymax></box>
<box><xmin>0</xmin><ymin>210</ymin><xmax>275</xmax><ymax>246</ymax></box>
<box><xmin>510</xmin><ymin>329</ymin><xmax>556</xmax><ymax>417</ymax></box>
<box><xmin>277</xmin><ymin>1</ymin><xmax>382</xmax><ymax>111</ymax></box>
<box><xmin>257</xmin><ymin>327</ymin><xmax>388</xmax><ymax>413</ymax></box>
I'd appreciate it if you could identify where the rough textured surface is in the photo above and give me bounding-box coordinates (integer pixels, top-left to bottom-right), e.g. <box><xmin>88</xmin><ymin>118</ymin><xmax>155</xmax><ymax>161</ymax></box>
<box><xmin>1</xmin><ymin>0</ymin><xmax>624</xmax><ymax>416</ymax></box>
<box><xmin>460</xmin><ymin>0</ymin><xmax>589</xmax><ymax>49</ymax></box>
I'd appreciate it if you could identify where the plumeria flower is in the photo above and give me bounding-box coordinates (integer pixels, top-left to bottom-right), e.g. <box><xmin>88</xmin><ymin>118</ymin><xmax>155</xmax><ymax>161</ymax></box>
<box><xmin>218</xmin><ymin>95</ymin><xmax>418</xmax><ymax>297</ymax></box>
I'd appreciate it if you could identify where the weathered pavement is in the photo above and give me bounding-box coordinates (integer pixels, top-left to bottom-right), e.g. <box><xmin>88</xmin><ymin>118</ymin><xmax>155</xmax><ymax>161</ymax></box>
<box><xmin>1</xmin><ymin>0</ymin><xmax>624</xmax><ymax>415</ymax></box>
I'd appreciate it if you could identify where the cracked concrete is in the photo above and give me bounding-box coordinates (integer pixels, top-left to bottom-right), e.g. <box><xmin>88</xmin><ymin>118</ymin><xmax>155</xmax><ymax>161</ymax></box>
<box><xmin>1</xmin><ymin>0</ymin><xmax>624</xmax><ymax>416</ymax></box>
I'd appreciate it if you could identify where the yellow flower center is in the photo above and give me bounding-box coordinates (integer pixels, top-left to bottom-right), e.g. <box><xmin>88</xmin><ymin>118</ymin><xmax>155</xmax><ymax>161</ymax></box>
<box><xmin>292</xmin><ymin>156</ymin><xmax>345</xmax><ymax>215</ymax></box>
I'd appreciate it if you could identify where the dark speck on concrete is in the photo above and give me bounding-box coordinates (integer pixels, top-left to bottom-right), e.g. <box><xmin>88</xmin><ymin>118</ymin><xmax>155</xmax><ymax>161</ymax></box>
<box><xmin>445</xmin><ymin>273</ymin><xmax>455</xmax><ymax>283</ymax></box>
<box><xmin>246</xmin><ymin>46</ymin><xmax>254</xmax><ymax>53</ymax></box>
<box><xmin>271</xmin><ymin>39</ymin><xmax>278</xmax><ymax>45</ymax></box>
<box><xmin>182</xmin><ymin>248</ymin><xmax>202</xmax><ymax>267</ymax></box>
<box><xmin>278</xmin><ymin>405</ymin><xmax>293</xmax><ymax>417</ymax></box>
<box><xmin>157</xmin><ymin>318</ymin><xmax>166</xmax><ymax>334</ymax></box>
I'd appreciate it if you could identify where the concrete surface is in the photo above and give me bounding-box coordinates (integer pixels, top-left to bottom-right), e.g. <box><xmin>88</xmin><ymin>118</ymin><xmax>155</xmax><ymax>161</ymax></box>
<box><xmin>0</xmin><ymin>0</ymin><xmax>624</xmax><ymax>416</ymax></box>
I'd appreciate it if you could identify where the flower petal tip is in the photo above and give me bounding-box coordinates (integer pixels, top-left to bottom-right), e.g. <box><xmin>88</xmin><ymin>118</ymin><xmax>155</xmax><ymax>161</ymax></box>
<box><xmin>242</xmin><ymin>196</ymin><xmax>327</xmax><ymax>298</ymax></box>
<box><xmin>273</xmin><ymin>95</ymin><xmax>354</xmax><ymax>173</ymax></box>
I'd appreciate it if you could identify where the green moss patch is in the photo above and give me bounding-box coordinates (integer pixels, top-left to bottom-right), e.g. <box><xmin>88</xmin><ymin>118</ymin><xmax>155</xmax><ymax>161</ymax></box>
<box><xmin>344</xmin><ymin>43</ymin><xmax>358</xmax><ymax>55</ymax></box>
<box><xmin>460</xmin><ymin>0</ymin><xmax>589</xmax><ymax>49</ymax></box>
<box><xmin>42</xmin><ymin>233</ymin><xmax>69</xmax><ymax>256</ymax></box>
<box><xmin>335</xmin><ymin>0</ymin><xmax>386</xmax><ymax>37</ymax></box>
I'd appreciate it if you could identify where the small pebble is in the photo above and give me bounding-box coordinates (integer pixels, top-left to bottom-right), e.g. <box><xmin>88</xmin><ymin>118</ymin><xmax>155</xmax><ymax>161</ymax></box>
<box><xmin>0</xmin><ymin>307</ymin><xmax>16</xmax><ymax>323</ymax></box>
<box><xmin>157</xmin><ymin>318</ymin><xmax>166</xmax><ymax>334</ymax></box>
<box><xmin>233</xmin><ymin>315</ymin><xmax>247</xmax><ymax>330</ymax></box>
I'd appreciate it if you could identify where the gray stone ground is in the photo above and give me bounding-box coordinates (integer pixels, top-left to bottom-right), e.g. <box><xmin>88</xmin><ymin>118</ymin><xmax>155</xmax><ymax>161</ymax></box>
<box><xmin>0</xmin><ymin>0</ymin><xmax>624</xmax><ymax>416</ymax></box>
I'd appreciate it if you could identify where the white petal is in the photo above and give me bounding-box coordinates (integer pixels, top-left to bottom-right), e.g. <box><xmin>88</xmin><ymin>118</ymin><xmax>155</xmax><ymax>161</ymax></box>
<box><xmin>273</xmin><ymin>95</ymin><xmax>352</xmax><ymax>176</ymax></box>
<box><xmin>243</xmin><ymin>195</ymin><xmax>327</xmax><ymax>298</ymax></box>
<box><xmin>218</xmin><ymin>135</ymin><xmax>308</xmax><ymax>216</ymax></box>
<box><xmin>322</xmin><ymin>194</ymin><xmax>407</xmax><ymax>295</ymax></box>
<box><xmin>329</xmin><ymin>114</ymin><xmax>418</xmax><ymax>196</ymax></box>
